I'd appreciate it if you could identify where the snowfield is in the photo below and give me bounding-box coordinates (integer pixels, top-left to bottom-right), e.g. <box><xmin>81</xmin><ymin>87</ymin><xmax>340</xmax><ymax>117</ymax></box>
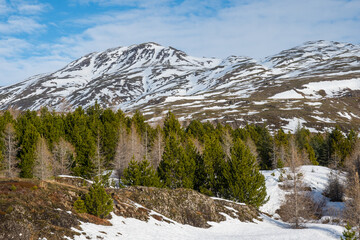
<box><xmin>71</xmin><ymin>212</ymin><xmax>344</xmax><ymax>240</ymax></box>
<box><xmin>69</xmin><ymin>166</ymin><xmax>345</xmax><ymax>240</ymax></box>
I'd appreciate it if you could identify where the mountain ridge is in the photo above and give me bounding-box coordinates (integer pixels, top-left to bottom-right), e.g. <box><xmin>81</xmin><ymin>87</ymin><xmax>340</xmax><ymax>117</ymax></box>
<box><xmin>0</xmin><ymin>40</ymin><xmax>359</xmax><ymax>131</ymax></box>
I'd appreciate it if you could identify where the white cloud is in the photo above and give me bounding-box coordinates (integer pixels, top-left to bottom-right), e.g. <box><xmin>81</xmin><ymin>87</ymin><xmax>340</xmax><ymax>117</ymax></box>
<box><xmin>0</xmin><ymin>38</ymin><xmax>32</xmax><ymax>57</ymax></box>
<box><xmin>17</xmin><ymin>3</ymin><xmax>48</xmax><ymax>15</ymax></box>
<box><xmin>55</xmin><ymin>0</ymin><xmax>360</xmax><ymax>59</ymax></box>
<box><xmin>0</xmin><ymin>16</ymin><xmax>45</xmax><ymax>34</ymax></box>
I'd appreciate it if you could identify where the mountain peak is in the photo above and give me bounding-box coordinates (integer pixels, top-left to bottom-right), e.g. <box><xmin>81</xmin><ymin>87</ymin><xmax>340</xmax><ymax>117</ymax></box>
<box><xmin>0</xmin><ymin>40</ymin><xmax>359</xmax><ymax>132</ymax></box>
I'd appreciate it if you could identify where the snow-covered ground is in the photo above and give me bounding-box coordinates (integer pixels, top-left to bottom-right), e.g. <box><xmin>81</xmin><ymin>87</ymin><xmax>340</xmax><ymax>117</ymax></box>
<box><xmin>69</xmin><ymin>165</ymin><xmax>345</xmax><ymax>240</ymax></box>
<box><xmin>71</xmin><ymin>212</ymin><xmax>344</xmax><ymax>240</ymax></box>
<box><xmin>261</xmin><ymin>165</ymin><xmax>345</xmax><ymax>217</ymax></box>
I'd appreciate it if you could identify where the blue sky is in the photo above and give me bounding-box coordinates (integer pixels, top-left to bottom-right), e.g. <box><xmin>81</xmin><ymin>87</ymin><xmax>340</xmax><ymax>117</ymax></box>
<box><xmin>0</xmin><ymin>0</ymin><xmax>359</xmax><ymax>86</ymax></box>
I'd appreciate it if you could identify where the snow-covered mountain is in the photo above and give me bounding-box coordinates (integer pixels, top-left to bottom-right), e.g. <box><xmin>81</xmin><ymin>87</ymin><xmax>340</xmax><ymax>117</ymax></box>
<box><xmin>1</xmin><ymin>40</ymin><xmax>359</xmax><ymax>131</ymax></box>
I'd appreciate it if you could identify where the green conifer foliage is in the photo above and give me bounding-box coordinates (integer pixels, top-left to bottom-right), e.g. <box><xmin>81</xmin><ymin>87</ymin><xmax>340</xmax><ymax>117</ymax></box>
<box><xmin>65</xmin><ymin>107</ymin><xmax>96</xmax><ymax>178</ymax></box>
<box><xmin>84</xmin><ymin>177</ymin><xmax>113</xmax><ymax>218</ymax></box>
<box><xmin>74</xmin><ymin>197</ymin><xmax>87</xmax><ymax>213</ymax></box>
<box><xmin>198</xmin><ymin>135</ymin><xmax>227</xmax><ymax>196</ymax></box>
<box><xmin>158</xmin><ymin>133</ymin><xmax>194</xmax><ymax>189</ymax></box>
<box><xmin>18</xmin><ymin>124</ymin><xmax>40</xmax><ymax>178</ymax></box>
<box><xmin>341</xmin><ymin>223</ymin><xmax>357</xmax><ymax>240</ymax></box>
<box><xmin>163</xmin><ymin>111</ymin><xmax>181</xmax><ymax>138</ymax></box>
<box><xmin>224</xmin><ymin>138</ymin><xmax>268</xmax><ymax>208</ymax></box>
<box><xmin>122</xmin><ymin>158</ymin><xmax>160</xmax><ymax>187</ymax></box>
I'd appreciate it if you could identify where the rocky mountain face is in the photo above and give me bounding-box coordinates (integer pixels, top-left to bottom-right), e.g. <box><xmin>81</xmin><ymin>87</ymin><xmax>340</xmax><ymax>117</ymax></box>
<box><xmin>0</xmin><ymin>40</ymin><xmax>359</xmax><ymax>131</ymax></box>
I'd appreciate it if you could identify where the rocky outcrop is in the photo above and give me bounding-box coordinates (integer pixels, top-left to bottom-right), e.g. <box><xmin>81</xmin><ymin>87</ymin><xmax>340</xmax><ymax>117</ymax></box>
<box><xmin>111</xmin><ymin>186</ymin><xmax>260</xmax><ymax>228</ymax></box>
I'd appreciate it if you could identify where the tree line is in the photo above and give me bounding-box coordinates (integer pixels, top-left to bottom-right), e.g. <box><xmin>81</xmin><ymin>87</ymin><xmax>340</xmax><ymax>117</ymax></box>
<box><xmin>0</xmin><ymin>104</ymin><xmax>358</xmax><ymax>208</ymax></box>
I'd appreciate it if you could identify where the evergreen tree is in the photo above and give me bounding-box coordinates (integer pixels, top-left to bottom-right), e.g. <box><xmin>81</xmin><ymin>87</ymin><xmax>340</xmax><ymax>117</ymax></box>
<box><xmin>122</xmin><ymin>157</ymin><xmax>160</xmax><ymax>187</ymax></box>
<box><xmin>73</xmin><ymin>197</ymin><xmax>87</xmax><ymax>213</ymax></box>
<box><xmin>158</xmin><ymin>133</ymin><xmax>194</xmax><ymax>189</ymax></box>
<box><xmin>18</xmin><ymin>123</ymin><xmax>39</xmax><ymax>178</ymax></box>
<box><xmin>163</xmin><ymin>111</ymin><xmax>181</xmax><ymax>138</ymax></box>
<box><xmin>197</xmin><ymin>135</ymin><xmax>227</xmax><ymax>196</ymax></box>
<box><xmin>65</xmin><ymin>107</ymin><xmax>96</xmax><ymax>178</ymax></box>
<box><xmin>84</xmin><ymin>176</ymin><xmax>113</xmax><ymax>218</ymax></box>
<box><xmin>224</xmin><ymin>138</ymin><xmax>268</xmax><ymax>208</ymax></box>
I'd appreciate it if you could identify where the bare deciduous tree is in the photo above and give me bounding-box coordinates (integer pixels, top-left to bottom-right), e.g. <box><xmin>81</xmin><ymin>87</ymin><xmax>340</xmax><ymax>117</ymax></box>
<box><xmin>114</xmin><ymin>125</ymin><xmax>132</xmax><ymax>179</ymax></box>
<box><xmin>150</xmin><ymin>126</ymin><xmax>164</xmax><ymax>169</ymax></box>
<box><xmin>34</xmin><ymin>137</ymin><xmax>53</xmax><ymax>185</ymax></box>
<box><xmin>344</xmin><ymin>141</ymin><xmax>360</xmax><ymax>235</ymax></box>
<box><xmin>52</xmin><ymin>137</ymin><xmax>75</xmax><ymax>175</ymax></box>
<box><xmin>3</xmin><ymin>123</ymin><xmax>18</xmax><ymax>178</ymax></box>
<box><xmin>94</xmin><ymin>129</ymin><xmax>104</xmax><ymax>176</ymax></box>
<box><xmin>278</xmin><ymin>137</ymin><xmax>314</xmax><ymax>228</ymax></box>
<box><xmin>130</xmin><ymin>123</ymin><xmax>144</xmax><ymax>161</ymax></box>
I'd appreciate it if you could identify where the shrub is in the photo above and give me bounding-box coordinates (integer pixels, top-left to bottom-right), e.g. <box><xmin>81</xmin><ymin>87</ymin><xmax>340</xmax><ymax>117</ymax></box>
<box><xmin>10</xmin><ymin>185</ymin><xmax>16</xmax><ymax>191</ymax></box>
<box><xmin>324</xmin><ymin>171</ymin><xmax>344</xmax><ymax>202</ymax></box>
<box><xmin>74</xmin><ymin>197</ymin><xmax>87</xmax><ymax>213</ymax></box>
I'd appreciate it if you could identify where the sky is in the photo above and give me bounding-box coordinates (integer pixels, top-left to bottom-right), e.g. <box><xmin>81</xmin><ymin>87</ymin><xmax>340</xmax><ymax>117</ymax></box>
<box><xmin>0</xmin><ymin>0</ymin><xmax>359</xmax><ymax>86</ymax></box>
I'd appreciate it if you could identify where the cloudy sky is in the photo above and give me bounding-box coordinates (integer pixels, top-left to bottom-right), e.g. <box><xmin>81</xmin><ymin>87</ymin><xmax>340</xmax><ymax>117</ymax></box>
<box><xmin>0</xmin><ymin>0</ymin><xmax>359</xmax><ymax>86</ymax></box>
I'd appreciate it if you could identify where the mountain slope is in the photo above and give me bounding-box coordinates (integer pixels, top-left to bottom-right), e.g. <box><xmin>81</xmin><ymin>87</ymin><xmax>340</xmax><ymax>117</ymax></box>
<box><xmin>0</xmin><ymin>40</ymin><xmax>359</xmax><ymax>131</ymax></box>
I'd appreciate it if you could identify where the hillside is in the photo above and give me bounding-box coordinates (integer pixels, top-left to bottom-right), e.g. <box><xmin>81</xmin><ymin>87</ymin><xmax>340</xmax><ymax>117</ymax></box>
<box><xmin>0</xmin><ymin>178</ymin><xmax>259</xmax><ymax>239</ymax></box>
<box><xmin>0</xmin><ymin>40</ymin><xmax>359</xmax><ymax>131</ymax></box>
<box><xmin>0</xmin><ymin>166</ymin><xmax>346</xmax><ymax>240</ymax></box>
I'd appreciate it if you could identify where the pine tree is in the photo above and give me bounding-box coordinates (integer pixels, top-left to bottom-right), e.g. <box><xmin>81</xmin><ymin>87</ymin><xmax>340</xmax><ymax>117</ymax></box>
<box><xmin>84</xmin><ymin>177</ymin><xmax>113</xmax><ymax>218</ymax></box>
<box><xmin>198</xmin><ymin>135</ymin><xmax>227</xmax><ymax>196</ymax></box>
<box><xmin>18</xmin><ymin>123</ymin><xmax>40</xmax><ymax>178</ymax></box>
<box><xmin>158</xmin><ymin>133</ymin><xmax>194</xmax><ymax>189</ymax></box>
<box><xmin>223</xmin><ymin>138</ymin><xmax>268</xmax><ymax>208</ymax></box>
<box><xmin>163</xmin><ymin>111</ymin><xmax>181</xmax><ymax>138</ymax></box>
<box><xmin>73</xmin><ymin>197</ymin><xmax>87</xmax><ymax>213</ymax></box>
<box><xmin>122</xmin><ymin>157</ymin><xmax>160</xmax><ymax>187</ymax></box>
<box><xmin>341</xmin><ymin>223</ymin><xmax>357</xmax><ymax>240</ymax></box>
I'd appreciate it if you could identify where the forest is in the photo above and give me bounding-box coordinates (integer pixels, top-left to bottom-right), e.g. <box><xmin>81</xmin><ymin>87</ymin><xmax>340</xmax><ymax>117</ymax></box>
<box><xmin>0</xmin><ymin>103</ymin><xmax>359</xmax><ymax>211</ymax></box>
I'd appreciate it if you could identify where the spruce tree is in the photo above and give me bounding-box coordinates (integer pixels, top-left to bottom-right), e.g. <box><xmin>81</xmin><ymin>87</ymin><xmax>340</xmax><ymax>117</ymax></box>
<box><xmin>224</xmin><ymin>138</ymin><xmax>268</xmax><ymax>208</ymax></box>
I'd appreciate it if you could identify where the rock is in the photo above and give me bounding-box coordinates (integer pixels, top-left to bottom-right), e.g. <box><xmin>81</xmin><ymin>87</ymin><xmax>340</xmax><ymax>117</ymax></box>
<box><xmin>111</xmin><ymin>186</ymin><xmax>260</xmax><ymax>228</ymax></box>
